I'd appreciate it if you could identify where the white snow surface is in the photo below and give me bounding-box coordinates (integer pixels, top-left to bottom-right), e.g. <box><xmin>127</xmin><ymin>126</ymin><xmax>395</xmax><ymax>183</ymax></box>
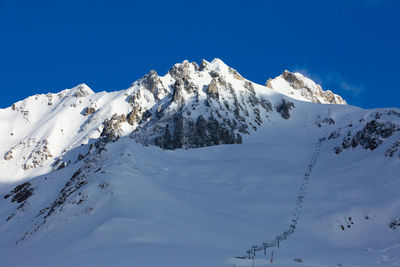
<box><xmin>0</xmin><ymin>59</ymin><xmax>399</xmax><ymax>266</ymax></box>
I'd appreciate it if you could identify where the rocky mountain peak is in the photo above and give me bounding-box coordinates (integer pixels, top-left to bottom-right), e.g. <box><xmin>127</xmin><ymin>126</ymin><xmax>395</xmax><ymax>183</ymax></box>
<box><xmin>2</xmin><ymin>58</ymin><xmax>400</xmax><ymax>267</ymax></box>
<box><xmin>127</xmin><ymin>58</ymin><xmax>275</xmax><ymax>150</ymax></box>
<box><xmin>0</xmin><ymin>59</ymin><xmax>352</xmax><ymax>181</ymax></box>
<box><xmin>168</xmin><ymin>60</ymin><xmax>199</xmax><ymax>80</ymax></box>
<box><xmin>209</xmin><ymin>58</ymin><xmax>229</xmax><ymax>71</ymax></box>
<box><xmin>73</xmin><ymin>83</ymin><xmax>94</xmax><ymax>98</ymax></box>
<box><xmin>266</xmin><ymin>70</ymin><xmax>346</xmax><ymax>105</ymax></box>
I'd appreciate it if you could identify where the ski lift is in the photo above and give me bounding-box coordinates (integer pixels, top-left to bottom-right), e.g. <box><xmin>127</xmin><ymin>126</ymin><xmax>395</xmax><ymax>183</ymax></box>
<box><xmin>240</xmin><ymin>132</ymin><xmax>324</xmax><ymax>259</ymax></box>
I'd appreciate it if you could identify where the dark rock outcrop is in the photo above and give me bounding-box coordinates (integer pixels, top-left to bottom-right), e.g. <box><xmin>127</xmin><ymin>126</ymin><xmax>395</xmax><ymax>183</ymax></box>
<box><xmin>4</xmin><ymin>182</ymin><xmax>34</xmax><ymax>204</ymax></box>
<box><xmin>317</xmin><ymin>117</ymin><xmax>335</xmax><ymax>127</ymax></box>
<box><xmin>334</xmin><ymin>120</ymin><xmax>400</xmax><ymax>154</ymax></box>
<box><xmin>207</xmin><ymin>79</ymin><xmax>219</xmax><ymax>99</ymax></box>
<box><xmin>46</xmin><ymin>168</ymin><xmax>87</xmax><ymax>218</ymax></box>
<box><xmin>138</xmin><ymin>70</ymin><xmax>167</xmax><ymax>101</ymax></box>
<box><xmin>275</xmin><ymin>99</ymin><xmax>295</xmax><ymax>119</ymax></box>
<box><xmin>83</xmin><ymin>107</ymin><xmax>96</xmax><ymax>116</ymax></box>
<box><xmin>390</xmin><ymin>217</ymin><xmax>400</xmax><ymax>230</ymax></box>
<box><xmin>74</xmin><ymin>85</ymin><xmax>91</xmax><ymax>98</ymax></box>
<box><xmin>386</xmin><ymin>139</ymin><xmax>400</xmax><ymax>158</ymax></box>
<box><xmin>125</xmin><ymin>60</ymin><xmax>274</xmax><ymax>150</ymax></box>
<box><xmin>153</xmin><ymin>115</ymin><xmax>242</xmax><ymax>150</ymax></box>
<box><xmin>99</xmin><ymin>114</ymin><xmax>127</xmax><ymax>143</ymax></box>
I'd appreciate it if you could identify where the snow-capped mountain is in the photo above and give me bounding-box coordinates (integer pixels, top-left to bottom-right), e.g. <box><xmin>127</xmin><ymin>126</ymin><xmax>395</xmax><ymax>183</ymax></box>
<box><xmin>266</xmin><ymin>70</ymin><xmax>346</xmax><ymax>104</ymax></box>
<box><xmin>1</xmin><ymin>59</ymin><xmax>399</xmax><ymax>267</ymax></box>
<box><xmin>0</xmin><ymin>59</ymin><xmax>347</xmax><ymax>182</ymax></box>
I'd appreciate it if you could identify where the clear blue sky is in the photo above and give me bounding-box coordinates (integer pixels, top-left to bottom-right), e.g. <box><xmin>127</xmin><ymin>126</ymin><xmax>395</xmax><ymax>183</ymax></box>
<box><xmin>0</xmin><ymin>0</ymin><xmax>399</xmax><ymax>109</ymax></box>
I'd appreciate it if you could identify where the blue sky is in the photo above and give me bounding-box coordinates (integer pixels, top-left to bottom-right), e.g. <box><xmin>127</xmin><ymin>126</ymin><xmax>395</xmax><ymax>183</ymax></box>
<box><xmin>0</xmin><ymin>0</ymin><xmax>399</xmax><ymax>109</ymax></box>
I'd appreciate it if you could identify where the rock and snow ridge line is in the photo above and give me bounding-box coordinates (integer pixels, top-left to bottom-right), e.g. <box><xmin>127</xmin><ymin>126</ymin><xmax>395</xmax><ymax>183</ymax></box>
<box><xmin>267</xmin><ymin>70</ymin><xmax>346</xmax><ymax>105</ymax></box>
<box><xmin>1</xmin><ymin>58</ymin><xmax>399</xmax><ymax>186</ymax></box>
<box><xmin>2</xmin><ymin>57</ymin><xmax>400</xmax><ymax>184</ymax></box>
<box><xmin>1</xmin><ymin>59</ymin><xmax>400</xmax><ymax>266</ymax></box>
<box><xmin>0</xmin><ymin>58</ymin><xmax>346</xmax><ymax>181</ymax></box>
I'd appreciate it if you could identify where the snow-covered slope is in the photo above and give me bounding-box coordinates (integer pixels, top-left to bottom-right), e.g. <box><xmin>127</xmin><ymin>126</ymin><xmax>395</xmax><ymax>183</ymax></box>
<box><xmin>0</xmin><ymin>59</ymin><xmax>399</xmax><ymax>267</ymax></box>
<box><xmin>0</xmin><ymin>83</ymin><xmax>135</xmax><ymax>182</ymax></box>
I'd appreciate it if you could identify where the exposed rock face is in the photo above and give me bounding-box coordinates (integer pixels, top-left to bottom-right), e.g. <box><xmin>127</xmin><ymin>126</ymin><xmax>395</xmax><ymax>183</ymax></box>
<box><xmin>207</xmin><ymin>79</ymin><xmax>219</xmax><ymax>99</ymax></box>
<box><xmin>243</xmin><ymin>81</ymin><xmax>255</xmax><ymax>94</ymax></box>
<box><xmin>74</xmin><ymin>84</ymin><xmax>93</xmax><ymax>98</ymax></box>
<box><xmin>4</xmin><ymin>138</ymin><xmax>53</xmax><ymax>170</ymax></box>
<box><xmin>153</xmin><ymin>115</ymin><xmax>242</xmax><ymax>150</ymax></box>
<box><xmin>53</xmin><ymin>159</ymin><xmax>67</xmax><ymax>170</ymax></box>
<box><xmin>22</xmin><ymin>139</ymin><xmax>53</xmax><ymax>170</ymax></box>
<box><xmin>83</xmin><ymin>107</ymin><xmax>96</xmax><ymax>116</ymax></box>
<box><xmin>99</xmin><ymin>114</ymin><xmax>127</xmax><ymax>143</ymax></box>
<box><xmin>4</xmin><ymin>182</ymin><xmax>34</xmax><ymax>204</ymax></box>
<box><xmin>126</xmin><ymin>59</ymin><xmax>275</xmax><ymax>149</ymax></box>
<box><xmin>199</xmin><ymin>59</ymin><xmax>208</xmax><ymax>71</ymax></box>
<box><xmin>390</xmin><ymin>217</ymin><xmax>400</xmax><ymax>230</ymax></box>
<box><xmin>275</xmin><ymin>99</ymin><xmax>295</xmax><ymax>119</ymax></box>
<box><xmin>169</xmin><ymin>60</ymin><xmax>197</xmax><ymax>79</ymax></box>
<box><xmin>4</xmin><ymin>150</ymin><xmax>13</xmax><ymax>161</ymax></box>
<box><xmin>328</xmin><ymin>130</ymin><xmax>341</xmax><ymax>140</ymax></box>
<box><xmin>46</xmin><ymin>93</ymin><xmax>53</xmax><ymax>106</ymax></box>
<box><xmin>138</xmin><ymin>70</ymin><xmax>167</xmax><ymax>101</ymax></box>
<box><xmin>281</xmin><ymin>71</ymin><xmax>308</xmax><ymax>90</ymax></box>
<box><xmin>46</xmin><ymin>168</ymin><xmax>87</xmax><ymax>218</ymax></box>
<box><xmin>334</xmin><ymin>120</ymin><xmax>400</xmax><ymax>154</ymax></box>
<box><xmin>317</xmin><ymin>117</ymin><xmax>335</xmax><ymax>127</ymax></box>
<box><xmin>228</xmin><ymin>67</ymin><xmax>244</xmax><ymax>80</ymax></box>
<box><xmin>3</xmin><ymin>182</ymin><xmax>34</xmax><ymax>221</ymax></box>
<box><xmin>267</xmin><ymin>70</ymin><xmax>346</xmax><ymax>105</ymax></box>
<box><xmin>126</xmin><ymin>106</ymin><xmax>142</xmax><ymax>125</ymax></box>
<box><xmin>386</xmin><ymin>139</ymin><xmax>400</xmax><ymax>158</ymax></box>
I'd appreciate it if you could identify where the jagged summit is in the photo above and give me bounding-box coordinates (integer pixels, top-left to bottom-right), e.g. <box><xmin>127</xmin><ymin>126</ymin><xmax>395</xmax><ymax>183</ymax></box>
<box><xmin>127</xmin><ymin>58</ymin><xmax>272</xmax><ymax>150</ymax></box>
<box><xmin>209</xmin><ymin>58</ymin><xmax>229</xmax><ymax>71</ymax></box>
<box><xmin>266</xmin><ymin>70</ymin><xmax>346</xmax><ymax>105</ymax></box>
<box><xmin>73</xmin><ymin>83</ymin><xmax>94</xmax><ymax>97</ymax></box>
<box><xmin>163</xmin><ymin>59</ymin><xmax>346</xmax><ymax>105</ymax></box>
<box><xmin>0</xmin><ymin>59</ymin><xmax>351</xmax><ymax>181</ymax></box>
<box><xmin>1</xmin><ymin>59</ymin><xmax>400</xmax><ymax>267</ymax></box>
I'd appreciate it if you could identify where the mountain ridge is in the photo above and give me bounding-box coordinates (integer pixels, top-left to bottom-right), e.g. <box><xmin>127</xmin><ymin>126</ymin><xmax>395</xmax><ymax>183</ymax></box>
<box><xmin>0</xmin><ymin>58</ymin><xmax>347</xmax><ymax>181</ymax></box>
<box><xmin>1</xmin><ymin>59</ymin><xmax>400</xmax><ymax>267</ymax></box>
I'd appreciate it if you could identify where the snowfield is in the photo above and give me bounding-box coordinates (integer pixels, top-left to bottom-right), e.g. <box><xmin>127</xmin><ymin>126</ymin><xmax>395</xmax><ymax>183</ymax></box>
<box><xmin>0</xmin><ymin>59</ymin><xmax>399</xmax><ymax>266</ymax></box>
